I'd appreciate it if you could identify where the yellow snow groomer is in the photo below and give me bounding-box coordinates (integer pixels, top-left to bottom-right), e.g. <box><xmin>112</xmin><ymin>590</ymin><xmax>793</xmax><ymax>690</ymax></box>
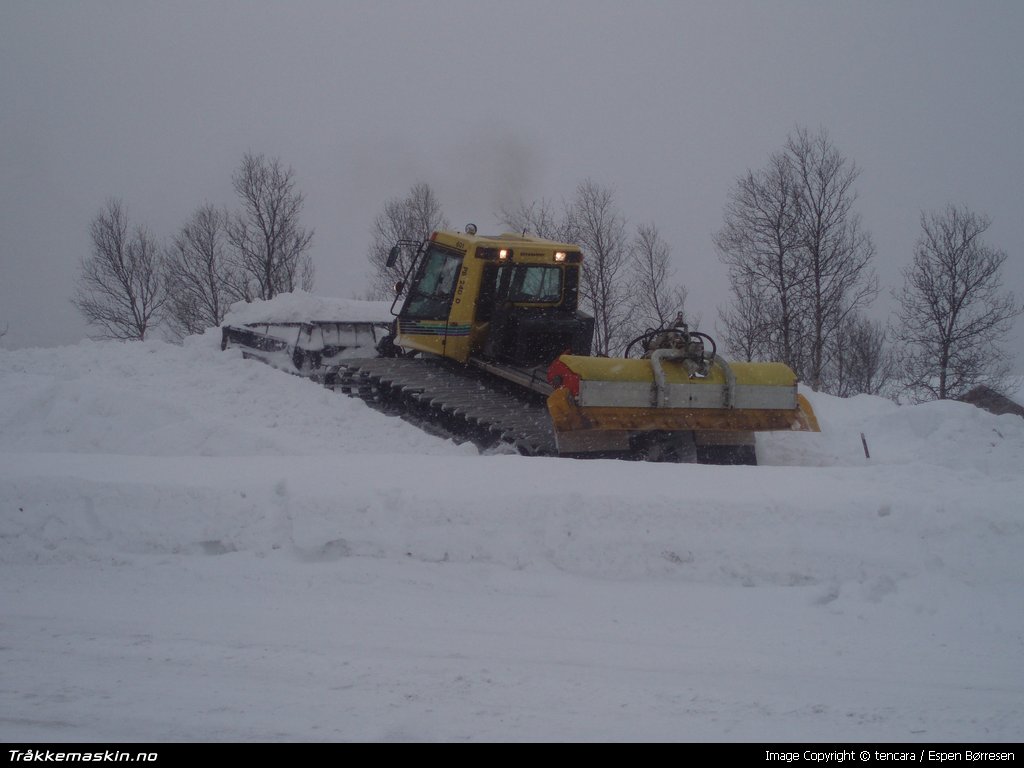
<box><xmin>345</xmin><ymin>227</ymin><xmax>819</xmax><ymax>463</ymax></box>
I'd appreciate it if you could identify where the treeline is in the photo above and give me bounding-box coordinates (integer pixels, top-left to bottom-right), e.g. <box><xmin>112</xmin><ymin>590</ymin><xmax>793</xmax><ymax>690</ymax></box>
<box><xmin>366</xmin><ymin>127</ymin><xmax>1021</xmax><ymax>402</ymax></box>
<box><xmin>74</xmin><ymin>127</ymin><xmax>1021</xmax><ymax>403</ymax></box>
<box><xmin>713</xmin><ymin>126</ymin><xmax>1020</xmax><ymax>402</ymax></box>
<box><xmin>72</xmin><ymin>152</ymin><xmax>314</xmax><ymax>342</ymax></box>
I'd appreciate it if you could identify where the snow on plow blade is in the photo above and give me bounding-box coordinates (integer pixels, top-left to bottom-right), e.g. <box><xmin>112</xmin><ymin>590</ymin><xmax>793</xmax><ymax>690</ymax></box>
<box><xmin>546</xmin><ymin>354</ymin><xmax>820</xmax><ymax>457</ymax></box>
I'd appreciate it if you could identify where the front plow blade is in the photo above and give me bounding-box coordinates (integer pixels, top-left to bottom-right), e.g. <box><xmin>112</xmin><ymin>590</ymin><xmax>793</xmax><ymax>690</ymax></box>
<box><xmin>545</xmin><ymin>354</ymin><xmax>820</xmax><ymax>461</ymax></box>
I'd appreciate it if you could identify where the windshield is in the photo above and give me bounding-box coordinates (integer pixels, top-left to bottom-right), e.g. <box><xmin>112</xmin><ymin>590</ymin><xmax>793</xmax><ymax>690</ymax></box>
<box><xmin>401</xmin><ymin>245</ymin><xmax>464</xmax><ymax>320</ymax></box>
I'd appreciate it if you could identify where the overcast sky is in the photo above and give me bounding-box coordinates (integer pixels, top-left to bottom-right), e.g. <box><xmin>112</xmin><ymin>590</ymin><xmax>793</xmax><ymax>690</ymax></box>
<box><xmin>2</xmin><ymin>0</ymin><xmax>1022</xmax><ymax>372</ymax></box>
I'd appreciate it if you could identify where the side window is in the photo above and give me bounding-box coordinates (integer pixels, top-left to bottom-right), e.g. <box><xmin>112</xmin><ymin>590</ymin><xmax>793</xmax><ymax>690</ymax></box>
<box><xmin>508</xmin><ymin>266</ymin><xmax>562</xmax><ymax>304</ymax></box>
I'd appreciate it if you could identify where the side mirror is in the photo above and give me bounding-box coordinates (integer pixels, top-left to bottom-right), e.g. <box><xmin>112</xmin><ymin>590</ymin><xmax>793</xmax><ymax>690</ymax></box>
<box><xmin>386</xmin><ymin>245</ymin><xmax>401</xmax><ymax>269</ymax></box>
<box><xmin>393</xmin><ymin>280</ymin><xmax>405</xmax><ymax>296</ymax></box>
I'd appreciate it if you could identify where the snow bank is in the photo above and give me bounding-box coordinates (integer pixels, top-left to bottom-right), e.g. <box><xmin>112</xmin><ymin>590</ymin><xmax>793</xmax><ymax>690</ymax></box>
<box><xmin>0</xmin><ymin>332</ymin><xmax>468</xmax><ymax>458</ymax></box>
<box><xmin>2</xmin><ymin>333</ymin><xmax>1022</xmax><ymax>575</ymax></box>
<box><xmin>6</xmin><ymin>329</ymin><xmax>1021</xmax><ymax>472</ymax></box>
<box><xmin>759</xmin><ymin>388</ymin><xmax>1024</xmax><ymax>476</ymax></box>
<box><xmin>2</xmin><ymin>333</ymin><xmax>1023</xmax><ymax>741</ymax></box>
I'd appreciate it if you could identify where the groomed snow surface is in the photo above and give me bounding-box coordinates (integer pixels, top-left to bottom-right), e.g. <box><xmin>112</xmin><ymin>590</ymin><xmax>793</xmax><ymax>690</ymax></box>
<box><xmin>2</xmin><ymin>314</ymin><xmax>1023</xmax><ymax>741</ymax></box>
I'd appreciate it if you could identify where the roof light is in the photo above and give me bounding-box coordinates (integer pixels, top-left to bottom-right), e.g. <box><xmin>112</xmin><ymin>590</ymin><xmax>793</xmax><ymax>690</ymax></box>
<box><xmin>554</xmin><ymin>251</ymin><xmax>567</xmax><ymax>262</ymax></box>
<box><xmin>465</xmin><ymin>223</ymin><xmax>477</xmax><ymax>235</ymax></box>
<box><xmin>475</xmin><ymin>247</ymin><xmax>513</xmax><ymax>260</ymax></box>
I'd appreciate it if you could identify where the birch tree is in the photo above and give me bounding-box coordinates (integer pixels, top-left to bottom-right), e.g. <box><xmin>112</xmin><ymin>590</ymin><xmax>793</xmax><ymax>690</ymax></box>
<box><xmin>716</xmin><ymin>126</ymin><xmax>878</xmax><ymax>391</ymax></box>
<box><xmin>72</xmin><ymin>199</ymin><xmax>165</xmax><ymax>341</ymax></box>
<box><xmin>893</xmin><ymin>205</ymin><xmax>1021</xmax><ymax>401</ymax></box>
<box><xmin>163</xmin><ymin>204</ymin><xmax>244</xmax><ymax>339</ymax></box>
<box><xmin>627</xmin><ymin>221</ymin><xmax>689</xmax><ymax>335</ymax></box>
<box><xmin>787</xmin><ymin>126</ymin><xmax>878</xmax><ymax>389</ymax></box>
<box><xmin>228</xmin><ymin>153</ymin><xmax>314</xmax><ymax>301</ymax></box>
<box><xmin>569</xmin><ymin>180</ymin><xmax>630</xmax><ymax>356</ymax></box>
<box><xmin>368</xmin><ymin>182</ymin><xmax>449</xmax><ymax>299</ymax></box>
<box><xmin>714</xmin><ymin>150</ymin><xmax>806</xmax><ymax>373</ymax></box>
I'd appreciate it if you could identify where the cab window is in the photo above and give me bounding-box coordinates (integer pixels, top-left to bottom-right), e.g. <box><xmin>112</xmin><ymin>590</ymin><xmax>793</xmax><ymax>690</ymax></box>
<box><xmin>402</xmin><ymin>245</ymin><xmax>464</xmax><ymax>320</ymax></box>
<box><xmin>506</xmin><ymin>265</ymin><xmax>562</xmax><ymax>304</ymax></box>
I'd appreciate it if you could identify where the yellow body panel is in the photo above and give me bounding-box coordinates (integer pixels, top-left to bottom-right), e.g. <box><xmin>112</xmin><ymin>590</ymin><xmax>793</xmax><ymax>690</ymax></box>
<box><xmin>394</xmin><ymin>231</ymin><xmax>480</xmax><ymax>362</ymax></box>
<box><xmin>546</xmin><ymin>352</ymin><xmax>819</xmax><ymax>455</ymax></box>
<box><xmin>547</xmin><ymin>389</ymin><xmax>820</xmax><ymax>454</ymax></box>
<box><xmin>548</xmin><ymin>388</ymin><xmax>817</xmax><ymax>433</ymax></box>
<box><xmin>556</xmin><ymin>354</ymin><xmax>797</xmax><ymax>387</ymax></box>
<box><xmin>394</xmin><ymin>230</ymin><xmax>582</xmax><ymax>364</ymax></box>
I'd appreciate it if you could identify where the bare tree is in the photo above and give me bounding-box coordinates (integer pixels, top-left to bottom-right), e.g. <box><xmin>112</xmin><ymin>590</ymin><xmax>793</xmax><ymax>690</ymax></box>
<box><xmin>569</xmin><ymin>180</ymin><xmax>630</xmax><ymax>356</ymax></box>
<box><xmin>163</xmin><ymin>204</ymin><xmax>244</xmax><ymax>340</ymax></box>
<box><xmin>717</xmin><ymin>277</ymin><xmax>773</xmax><ymax>362</ymax></box>
<box><xmin>72</xmin><ymin>199</ymin><xmax>165</xmax><ymax>341</ymax></box>
<box><xmin>787</xmin><ymin>126</ymin><xmax>878</xmax><ymax>390</ymax></box>
<box><xmin>228</xmin><ymin>152</ymin><xmax>314</xmax><ymax>301</ymax></box>
<box><xmin>893</xmin><ymin>205</ymin><xmax>1022</xmax><ymax>401</ymax></box>
<box><xmin>498</xmin><ymin>198</ymin><xmax>570</xmax><ymax>241</ymax></box>
<box><xmin>714</xmin><ymin>150</ymin><xmax>806</xmax><ymax>373</ymax></box>
<box><xmin>627</xmin><ymin>222</ymin><xmax>689</xmax><ymax>337</ymax></box>
<box><xmin>367</xmin><ymin>182</ymin><xmax>449</xmax><ymax>299</ymax></box>
<box><xmin>715</xmin><ymin>127</ymin><xmax>878</xmax><ymax>391</ymax></box>
<box><xmin>831</xmin><ymin>313</ymin><xmax>896</xmax><ymax>397</ymax></box>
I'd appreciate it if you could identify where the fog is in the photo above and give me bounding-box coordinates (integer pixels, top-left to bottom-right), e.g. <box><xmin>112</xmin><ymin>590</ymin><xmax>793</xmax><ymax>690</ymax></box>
<box><xmin>2</xmin><ymin>1</ymin><xmax>1021</xmax><ymax>374</ymax></box>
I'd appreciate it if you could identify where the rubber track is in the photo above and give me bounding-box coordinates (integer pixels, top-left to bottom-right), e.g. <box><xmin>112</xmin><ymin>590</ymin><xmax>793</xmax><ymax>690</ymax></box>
<box><xmin>329</xmin><ymin>357</ymin><xmax>558</xmax><ymax>456</ymax></box>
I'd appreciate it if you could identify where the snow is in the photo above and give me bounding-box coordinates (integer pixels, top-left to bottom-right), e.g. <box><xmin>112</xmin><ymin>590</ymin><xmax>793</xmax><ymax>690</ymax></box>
<box><xmin>2</xmin><ymin>317</ymin><xmax>1023</xmax><ymax>741</ymax></box>
<box><xmin>222</xmin><ymin>291</ymin><xmax>394</xmax><ymax>326</ymax></box>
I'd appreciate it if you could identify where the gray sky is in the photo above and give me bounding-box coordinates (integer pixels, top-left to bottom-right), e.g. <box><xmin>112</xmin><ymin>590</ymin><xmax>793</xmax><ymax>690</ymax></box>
<box><xmin>2</xmin><ymin>0</ymin><xmax>1022</xmax><ymax>372</ymax></box>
